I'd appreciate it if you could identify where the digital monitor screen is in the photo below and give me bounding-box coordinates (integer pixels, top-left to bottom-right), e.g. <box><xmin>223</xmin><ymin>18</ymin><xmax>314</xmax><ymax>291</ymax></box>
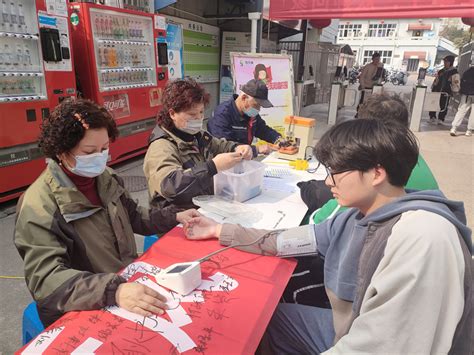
<box><xmin>167</xmin><ymin>264</ymin><xmax>191</xmax><ymax>274</ymax></box>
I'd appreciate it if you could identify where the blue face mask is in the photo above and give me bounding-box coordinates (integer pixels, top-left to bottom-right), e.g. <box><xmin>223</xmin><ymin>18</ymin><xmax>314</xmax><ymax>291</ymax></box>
<box><xmin>180</xmin><ymin>119</ymin><xmax>203</xmax><ymax>135</ymax></box>
<box><xmin>69</xmin><ymin>149</ymin><xmax>109</xmax><ymax>178</ymax></box>
<box><xmin>244</xmin><ymin>107</ymin><xmax>259</xmax><ymax>117</ymax></box>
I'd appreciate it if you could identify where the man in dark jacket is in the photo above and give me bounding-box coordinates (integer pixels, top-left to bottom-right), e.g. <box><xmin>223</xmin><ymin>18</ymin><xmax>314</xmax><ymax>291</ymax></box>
<box><xmin>429</xmin><ymin>55</ymin><xmax>458</xmax><ymax>123</ymax></box>
<box><xmin>450</xmin><ymin>65</ymin><xmax>474</xmax><ymax>136</ymax></box>
<box><xmin>208</xmin><ymin>79</ymin><xmax>284</xmax><ymax>155</ymax></box>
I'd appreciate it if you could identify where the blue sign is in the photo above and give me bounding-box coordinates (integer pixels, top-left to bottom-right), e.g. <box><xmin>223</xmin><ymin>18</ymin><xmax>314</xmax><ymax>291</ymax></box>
<box><xmin>166</xmin><ymin>22</ymin><xmax>184</xmax><ymax>79</ymax></box>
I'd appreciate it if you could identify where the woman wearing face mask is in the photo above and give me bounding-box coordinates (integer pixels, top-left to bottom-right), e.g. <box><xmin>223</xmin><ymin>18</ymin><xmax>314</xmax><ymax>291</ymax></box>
<box><xmin>144</xmin><ymin>78</ymin><xmax>253</xmax><ymax>210</ymax></box>
<box><xmin>14</xmin><ymin>99</ymin><xmax>200</xmax><ymax>327</ymax></box>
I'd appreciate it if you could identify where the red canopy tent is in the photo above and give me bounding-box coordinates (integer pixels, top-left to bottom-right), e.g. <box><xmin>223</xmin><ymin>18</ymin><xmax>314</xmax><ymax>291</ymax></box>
<box><xmin>269</xmin><ymin>0</ymin><xmax>474</xmax><ymax>20</ymax></box>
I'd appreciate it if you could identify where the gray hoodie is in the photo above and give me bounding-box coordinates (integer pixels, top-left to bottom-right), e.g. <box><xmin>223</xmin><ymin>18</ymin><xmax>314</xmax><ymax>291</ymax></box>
<box><xmin>315</xmin><ymin>189</ymin><xmax>472</xmax><ymax>302</ymax></box>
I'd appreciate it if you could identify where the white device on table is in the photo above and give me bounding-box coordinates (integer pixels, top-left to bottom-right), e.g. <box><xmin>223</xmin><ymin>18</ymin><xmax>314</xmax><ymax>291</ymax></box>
<box><xmin>156</xmin><ymin>261</ymin><xmax>201</xmax><ymax>295</ymax></box>
<box><xmin>154</xmin><ymin>230</ymin><xmax>277</xmax><ymax>295</ymax></box>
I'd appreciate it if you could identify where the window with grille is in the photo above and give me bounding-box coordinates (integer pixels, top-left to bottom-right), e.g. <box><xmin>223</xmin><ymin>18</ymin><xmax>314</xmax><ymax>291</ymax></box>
<box><xmin>362</xmin><ymin>50</ymin><xmax>393</xmax><ymax>65</ymax></box>
<box><xmin>368</xmin><ymin>23</ymin><xmax>397</xmax><ymax>37</ymax></box>
<box><xmin>338</xmin><ymin>24</ymin><xmax>362</xmax><ymax>38</ymax></box>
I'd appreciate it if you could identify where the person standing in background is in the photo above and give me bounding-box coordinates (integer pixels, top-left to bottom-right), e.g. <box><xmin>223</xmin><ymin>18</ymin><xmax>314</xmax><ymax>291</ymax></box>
<box><xmin>429</xmin><ymin>55</ymin><xmax>458</xmax><ymax>124</ymax></box>
<box><xmin>450</xmin><ymin>65</ymin><xmax>474</xmax><ymax>136</ymax></box>
<box><xmin>356</xmin><ymin>52</ymin><xmax>384</xmax><ymax>117</ymax></box>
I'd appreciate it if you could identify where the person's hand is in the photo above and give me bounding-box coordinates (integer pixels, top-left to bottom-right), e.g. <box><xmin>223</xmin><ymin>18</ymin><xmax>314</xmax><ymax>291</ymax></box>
<box><xmin>183</xmin><ymin>216</ymin><xmax>222</xmax><ymax>240</ymax></box>
<box><xmin>176</xmin><ymin>209</ymin><xmax>201</xmax><ymax>224</ymax></box>
<box><xmin>212</xmin><ymin>152</ymin><xmax>243</xmax><ymax>171</ymax></box>
<box><xmin>115</xmin><ymin>282</ymin><xmax>168</xmax><ymax>317</ymax></box>
<box><xmin>234</xmin><ymin>145</ymin><xmax>253</xmax><ymax>160</ymax></box>
<box><xmin>257</xmin><ymin>144</ymin><xmax>275</xmax><ymax>155</ymax></box>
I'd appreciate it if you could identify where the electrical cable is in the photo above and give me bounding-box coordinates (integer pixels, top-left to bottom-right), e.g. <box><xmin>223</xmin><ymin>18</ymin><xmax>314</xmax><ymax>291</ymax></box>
<box><xmin>195</xmin><ymin>232</ymin><xmax>273</xmax><ymax>264</ymax></box>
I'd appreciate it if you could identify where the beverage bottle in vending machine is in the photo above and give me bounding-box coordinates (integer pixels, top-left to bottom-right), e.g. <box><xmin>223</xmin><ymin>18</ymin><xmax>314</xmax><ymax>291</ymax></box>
<box><xmin>109</xmin><ymin>45</ymin><xmax>117</xmax><ymax>67</ymax></box>
<box><xmin>94</xmin><ymin>16</ymin><xmax>102</xmax><ymax>37</ymax></box>
<box><xmin>111</xmin><ymin>17</ymin><xmax>118</xmax><ymax>39</ymax></box>
<box><xmin>123</xmin><ymin>46</ymin><xmax>131</xmax><ymax>66</ymax></box>
<box><xmin>106</xmin><ymin>45</ymin><xmax>112</xmax><ymax>67</ymax></box>
<box><xmin>3</xmin><ymin>43</ymin><xmax>12</xmax><ymax>69</ymax></box>
<box><xmin>116</xmin><ymin>45</ymin><xmax>123</xmax><ymax>67</ymax></box>
<box><xmin>14</xmin><ymin>43</ymin><xmax>22</xmax><ymax>67</ymax></box>
<box><xmin>105</xmin><ymin>16</ymin><xmax>112</xmax><ymax>39</ymax></box>
<box><xmin>98</xmin><ymin>45</ymin><xmax>105</xmax><ymax>67</ymax></box>
<box><xmin>1</xmin><ymin>0</ymin><xmax>10</xmax><ymax>32</ymax></box>
<box><xmin>9</xmin><ymin>2</ymin><xmax>17</xmax><ymax>33</ymax></box>
<box><xmin>122</xmin><ymin>17</ymin><xmax>130</xmax><ymax>39</ymax></box>
<box><xmin>18</xmin><ymin>3</ymin><xmax>25</xmax><ymax>33</ymax></box>
<box><xmin>23</xmin><ymin>44</ymin><xmax>32</xmax><ymax>68</ymax></box>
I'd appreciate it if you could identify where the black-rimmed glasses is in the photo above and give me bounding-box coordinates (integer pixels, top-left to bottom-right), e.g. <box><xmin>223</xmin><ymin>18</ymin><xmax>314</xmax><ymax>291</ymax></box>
<box><xmin>325</xmin><ymin>166</ymin><xmax>354</xmax><ymax>186</ymax></box>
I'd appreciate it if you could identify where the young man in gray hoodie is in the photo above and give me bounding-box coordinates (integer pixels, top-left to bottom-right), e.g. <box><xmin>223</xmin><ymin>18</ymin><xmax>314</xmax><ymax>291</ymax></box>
<box><xmin>183</xmin><ymin>118</ymin><xmax>472</xmax><ymax>354</ymax></box>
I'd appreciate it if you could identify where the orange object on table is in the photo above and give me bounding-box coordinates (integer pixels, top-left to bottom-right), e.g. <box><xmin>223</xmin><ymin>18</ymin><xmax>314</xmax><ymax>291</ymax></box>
<box><xmin>279</xmin><ymin>145</ymin><xmax>299</xmax><ymax>155</ymax></box>
<box><xmin>17</xmin><ymin>227</ymin><xmax>296</xmax><ymax>354</ymax></box>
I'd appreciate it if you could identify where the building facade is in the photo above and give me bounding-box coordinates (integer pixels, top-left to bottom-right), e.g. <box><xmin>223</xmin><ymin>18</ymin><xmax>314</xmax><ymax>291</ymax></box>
<box><xmin>336</xmin><ymin>18</ymin><xmax>458</xmax><ymax>71</ymax></box>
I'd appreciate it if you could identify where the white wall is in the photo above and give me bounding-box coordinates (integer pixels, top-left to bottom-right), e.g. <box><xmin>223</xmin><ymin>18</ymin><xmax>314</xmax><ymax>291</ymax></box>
<box><xmin>336</xmin><ymin>18</ymin><xmax>445</xmax><ymax>69</ymax></box>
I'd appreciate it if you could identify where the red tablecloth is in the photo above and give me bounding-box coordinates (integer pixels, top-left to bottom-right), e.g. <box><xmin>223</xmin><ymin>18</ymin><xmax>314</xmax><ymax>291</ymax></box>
<box><xmin>18</xmin><ymin>227</ymin><xmax>296</xmax><ymax>354</ymax></box>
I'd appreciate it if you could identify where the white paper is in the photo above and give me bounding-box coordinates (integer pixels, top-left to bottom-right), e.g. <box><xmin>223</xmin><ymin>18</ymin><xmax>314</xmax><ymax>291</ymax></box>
<box><xmin>106</xmin><ymin>306</ymin><xmax>196</xmax><ymax>353</ymax></box>
<box><xmin>197</xmin><ymin>272</ymin><xmax>238</xmax><ymax>292</ymax></box>
<box><xmin>154</xmin><ymin>15</ymin><xmax>166</xmax><ymax>30</ymax></box>
<box><xmin>71</xmin><ymin>338</ymin><xmax>103</xmax><ymax>354</ymax></box>
<box><xmin>263</xmin><ymin>178</ymin><xmax>298</xmax><ymax>193</ymax></box>
<box><xmin>134</xmin><ymin>276</ymin><xmax>193</xmax><ymax>327</ymax></box>
<box><xmin>276</xmin><ymin>225</ymin><xmax>317</xmax><ymax>257</ymax></box>
<box><xmin>45</xmin><ymin>0</ymin><xmax>68</xmax><ymax>17</ymax></box>
<box><xmin>21</xmin><ymin>327</ymin><xmax>65</xmax><ymax>354</ymax></box>
<box><xmin>120</xmin><ymin>261</ymin><xmax>161</xmax><ymax>280</ymax></box>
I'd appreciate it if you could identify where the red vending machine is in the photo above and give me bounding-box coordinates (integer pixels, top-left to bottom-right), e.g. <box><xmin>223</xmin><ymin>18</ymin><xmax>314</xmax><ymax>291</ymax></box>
<box><xmin>0</xmin><ymin>0</ymin><xmax>76</xmax><ymax>202</ymax></box>
<box><xmin>68</xmin><ymin>2</ymin><xmax>168</xmax><ymax>165</ymax></box>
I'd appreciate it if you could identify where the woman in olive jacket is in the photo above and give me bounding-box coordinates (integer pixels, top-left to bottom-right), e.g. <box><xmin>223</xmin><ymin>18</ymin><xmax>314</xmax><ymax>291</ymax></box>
<box><xmin>14</xmin><ymin>99</ymin><xmax>199</xmax><ymax>327</ymax></box>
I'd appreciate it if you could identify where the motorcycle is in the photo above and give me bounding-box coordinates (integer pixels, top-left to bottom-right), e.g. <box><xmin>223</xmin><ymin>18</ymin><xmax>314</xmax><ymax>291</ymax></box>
<box><xmin>348</xmin><ymin>67</ymin><xmax>360</xmax><ymax>84</ymax></box>
<box><xmin>389</xmin><ymin>70</ymin><xmax>408</xmax><ymax>85</ymax></box>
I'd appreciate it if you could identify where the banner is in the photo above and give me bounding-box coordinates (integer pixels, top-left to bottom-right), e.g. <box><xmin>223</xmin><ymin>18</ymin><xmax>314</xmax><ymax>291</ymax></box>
<box><xmin>268</xmin><ymin>0</ymin><xmax>474</xmax><ymax>19</ymax></box>
<box><xmin>230</xmin><ymin>53</ymin><xmax>294</xmax><ymax>135</ymax></box>
<box><xmin>166</xmin><ymin>22</ymin><xmax>184</xmax><ymax>80</ymax></box>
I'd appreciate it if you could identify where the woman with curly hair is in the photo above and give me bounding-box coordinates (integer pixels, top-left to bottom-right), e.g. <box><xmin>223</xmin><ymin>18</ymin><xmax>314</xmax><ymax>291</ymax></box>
<box><xmin>144</xmin><ymin>78</ymin><xmax>253</xmax><ymax>210</ymax></box>
<box><xmin>14</xmin><ymin>98</ymin><xmax>199</xmax><ymax>327</ymax></box>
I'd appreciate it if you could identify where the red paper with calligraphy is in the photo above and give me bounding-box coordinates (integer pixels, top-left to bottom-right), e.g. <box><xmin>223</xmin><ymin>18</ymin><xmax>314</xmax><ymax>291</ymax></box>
<box><xmin>17</xmin><ymin>228</ymin><xmax>296</xmax><ymax>354</ymax></box>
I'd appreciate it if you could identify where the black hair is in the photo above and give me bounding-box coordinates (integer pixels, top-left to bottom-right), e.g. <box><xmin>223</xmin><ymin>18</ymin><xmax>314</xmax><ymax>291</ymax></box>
<box><xmin>315</xmin><ymin>119</ymin><xmax>419</xmax><ymax>187</ymax></box>
<box><xmin>254</xmin><ymin>64</ymin><xmax>267</xmax><ymax>80</ymax></box>
<box><xmin>372</xmin><ymin>52</ymin><xmax>381</xmax><ymax>59</ymax></box>
<box><xmin>358</xmin><ymin>94</ymin><xmax>409</xmax><ymax>127</ymax></box>
<box><xmin>444</xmin><ymin>55</ymin><xmax>455</xmax><ymax>66</ymax></box>
<box><xmin>39</xmin><ymin>98</ymin><xmax>118</xmax><ymax>162</ymax></box>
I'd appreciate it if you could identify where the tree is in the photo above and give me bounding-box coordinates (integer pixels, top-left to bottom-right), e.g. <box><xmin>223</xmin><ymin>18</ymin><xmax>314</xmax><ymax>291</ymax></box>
<box><xmin>439</xmin><ymin>26</ymin><xmax>472</xmax><ymax>48</ymax></box>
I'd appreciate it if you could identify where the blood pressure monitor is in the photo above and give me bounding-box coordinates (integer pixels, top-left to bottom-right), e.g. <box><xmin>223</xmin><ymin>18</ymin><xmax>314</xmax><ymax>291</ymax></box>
<box><xmin>156</xmin><ymin>261</ymin><xmax>202</xmax><ymax>295</ymax></box>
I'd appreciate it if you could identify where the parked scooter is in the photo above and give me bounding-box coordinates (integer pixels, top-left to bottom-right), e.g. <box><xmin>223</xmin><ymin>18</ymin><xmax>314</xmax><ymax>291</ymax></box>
<box><xmin>348</xmin><ymin>67</ymin><xmax>360</xmax><ymax>84</ymax></box>
<box><xmin>390</xmin><ymin>70</ymin><xmax>408</xmax><ymax>85</ymax></box>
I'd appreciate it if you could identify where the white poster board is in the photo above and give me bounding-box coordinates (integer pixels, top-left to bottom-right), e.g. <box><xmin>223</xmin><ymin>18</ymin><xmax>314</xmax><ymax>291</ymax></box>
<box><xmin>230</xmin><ymin>52</ymin><xmax>295</xmax><ymax>135</ymax></box>
<box><xmin>220</xmin><ymin>32</ymin><xmax>276</xmax><ymax>103</ymax></box>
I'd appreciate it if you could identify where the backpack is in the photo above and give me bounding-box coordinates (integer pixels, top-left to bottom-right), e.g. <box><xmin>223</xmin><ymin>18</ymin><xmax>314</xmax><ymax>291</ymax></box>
<box><xmin>460</xmin><ymin>67</ymin><xmax>474</xmax><ymax>96</ymax></box>
<box><xmin>450</xmin><ymin>73</ymin><xmax>461</xmax><ymax>93</ymax></box>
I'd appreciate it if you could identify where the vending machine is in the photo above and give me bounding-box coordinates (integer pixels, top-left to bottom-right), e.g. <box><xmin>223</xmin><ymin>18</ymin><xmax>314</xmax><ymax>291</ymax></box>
<box><xmin>69</xmin><ymin>2</ymin><xmax>168</xmax><ymax>164</ymax></box>
<box><xmin>0</xmin><ymin>0</ymin><xmax>76</xmax><ymax>203</ymax></box>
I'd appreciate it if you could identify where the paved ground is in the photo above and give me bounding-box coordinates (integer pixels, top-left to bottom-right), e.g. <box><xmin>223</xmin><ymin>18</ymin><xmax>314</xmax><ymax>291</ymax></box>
<box><xmin>1</xmin><ymin>76</ymin><xmax>472</xmax><ymax>353</ymax></box>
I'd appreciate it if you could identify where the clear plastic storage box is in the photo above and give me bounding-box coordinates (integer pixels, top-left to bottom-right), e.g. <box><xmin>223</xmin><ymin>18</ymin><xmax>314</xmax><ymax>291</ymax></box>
<box><xmin>213</xmin><ymin>160</ymin><xmax>265</xmax><ymax>202</ymax></box>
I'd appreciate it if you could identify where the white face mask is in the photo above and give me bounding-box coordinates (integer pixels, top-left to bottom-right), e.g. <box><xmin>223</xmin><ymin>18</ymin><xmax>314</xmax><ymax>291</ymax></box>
<box><xmin>180</xmin><ymin>119</ymin><xmax>203</xmax><ymax>135</ymax></box>
<box><xmin>69</xmin><ymin>149</ymin><xmax>109</xmax><ymax>178</ymax></box>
